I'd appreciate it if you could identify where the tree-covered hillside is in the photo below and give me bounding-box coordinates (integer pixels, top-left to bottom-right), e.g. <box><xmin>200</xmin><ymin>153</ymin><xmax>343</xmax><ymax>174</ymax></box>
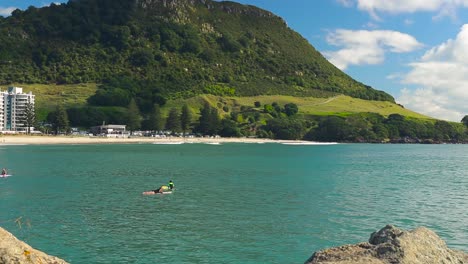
<box><xmin>0</xmin><ymin>0</ymin><xmax>394</xmax><ymax>110</ymax></box>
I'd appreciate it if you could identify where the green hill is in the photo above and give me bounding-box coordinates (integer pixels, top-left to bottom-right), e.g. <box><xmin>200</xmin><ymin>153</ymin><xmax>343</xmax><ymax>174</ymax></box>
<box><xmin>0</xmin><ymin>0</ymin><xmax>393</xmax><ymax>107</ymax></box>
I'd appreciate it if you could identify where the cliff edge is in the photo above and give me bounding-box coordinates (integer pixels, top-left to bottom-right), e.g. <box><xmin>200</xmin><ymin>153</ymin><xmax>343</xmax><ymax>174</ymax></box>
<box><xmin>305</xmin><ymin>225</ymin><xmax>468</xmax><ymax>264</ymax></box>
<box><xmin>0</xmin><ymin>227</ymin><xmax>68</xmax><ymax>264</ymax></box>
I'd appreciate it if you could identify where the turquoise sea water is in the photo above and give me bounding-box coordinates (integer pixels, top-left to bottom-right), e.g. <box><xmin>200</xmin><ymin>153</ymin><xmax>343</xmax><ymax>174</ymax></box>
<box><xmin>0</xmin><ymin>143</ymin><xmax>467</xmax><ymax>263</ymax></box>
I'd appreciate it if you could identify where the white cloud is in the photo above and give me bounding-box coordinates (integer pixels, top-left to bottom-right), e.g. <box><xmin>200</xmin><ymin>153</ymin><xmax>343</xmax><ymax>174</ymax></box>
<box><xmin>336</xmin><ymin>0</ymin><xmax>354</xmax><ymax>8</ymax></box>
<box><xmin>397</xmin><ymin>24</ymin><xmax>468</xmax><ymax>121</ymax></box>
<box><xmin>0</xmin><ymin>7</ymin><xmax>16</xmax><ymax>17</ymax></box>
<box><xmin>338</xmin><ymin>0</ymin><xmax>468</xmax><ymax>20</ymax></box>
<box><xmin>404</xmin><ymin>19</ymin><xmax>414</xmax><ymax>25</ymax></box>
<box><xmin>398</xmin><ymin>88</ymin><xmax>464</xmax><ymax>121</ymax></box>
<box><xmin>364</xmin><ymin>21</ymin><xmax>379</xmax><ymax>29</ymax></box>
<box><xmin>324</xmin><ymin>29</ymin><xmax>422</xmax><ymax>70</ymax></box>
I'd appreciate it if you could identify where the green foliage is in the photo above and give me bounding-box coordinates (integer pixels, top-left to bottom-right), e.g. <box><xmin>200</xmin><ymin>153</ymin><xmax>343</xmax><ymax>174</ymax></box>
<box><xmin>195</xmin><ymin>102</ymin><xmax>221</xmax><ymax>135</ymax></box>
<box><xmin>305</xmin><ymin>116</ymin><xmax>350</xmax><ymax>142</ymax></box>
<box><xmin>22</xmin><ymin>102</ymin><xmax>36</xmax><ymax>134</ymax></box>
<box><xmin>129</xmin><ymin>49</ymin><xmax>154</xmax><ymax>67</ymax></box>
<box><xmin>218</xmin><ymin>33</ymin><xmax>242</xmax><ymax>52</ymax></box>
<box><xmin>283</xmin><ymin>103</ymin><xmax>298</xmax><ymax>116</ymax></box>
<box><xmin>88</xmin><ymin>88</ymin><xmax>131</xmax><ymax>107</ymax></box>
<box><xmin>265</xmin><ymin>117</ymin><xmax>305</xmax><ymax>140</ymax></box>
<box><xmin>219</xmin><ymin>119</ymin><xmax>241</xmax><ymax>137</ymax></box>
<box><xmin>88</xmin><ymin>76</ymin><xmax>166</xmax><ymax>112</ymax></box>
<box><xmin>461</xmin><ymin>115</ymin><xmax>468</xmax><ymax>127</ymax></box>
<box><xmin>67</xmin><ymin>106</ymin><xmax>127</xmax><ymax>127</ymax></box>
<box><xmin>203</xmin><ymin>84</ymin><xmax>236</xmax><ymax>96</ymax></box>
<box><xmin>142</xmin><ymin>104</ymin><xmax>164</xmax><ymax>132</ymax></box>
<box><xmin>180</xmin><ymin>104</ymin><xmax>192</xmax><ymax>134</ymax></box>
<box><xmin>305</xmin><ymin>113</ymin><xmax>467</xmax><ymax>143</ymax></box>
<box><xmin>47</xmin><ymin>104</ymin><xmax>70</xmax><ymax>134</ymax></box>
<box><xmin>126</xmin><ymin>98</ymin><xmax>141</xmax><ymax>132</ymax></box>
<box><xmin>165</xmin><ymin>108</ymin><xmax>181</xmax><ymax>133</ymax></box>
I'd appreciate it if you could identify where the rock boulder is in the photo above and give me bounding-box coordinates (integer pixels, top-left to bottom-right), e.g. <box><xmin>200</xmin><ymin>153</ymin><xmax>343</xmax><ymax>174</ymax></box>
<box><xmin>0</xmin><ymin>227</ymin><xmax>68</xmax><ymax>264</ymax></box>
<box><xmin>305</xmin><ymin>225</ymin><xmax>468</xmax><ymax>264</ymax></box>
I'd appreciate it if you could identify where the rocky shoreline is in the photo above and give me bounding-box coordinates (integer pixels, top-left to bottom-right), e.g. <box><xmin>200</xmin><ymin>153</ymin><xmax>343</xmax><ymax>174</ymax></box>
<box><xmin>2</xmin><ymin>225</ymin><xmax>467</xmax><ymax>263</ymax></box>
<box><xmin>305</xmin><ymin>225</ymin><xmax>468</xmax><ymax>264</ymax></box>
<box><xmin>0</xmin><ymin>227</ymin><xmax>68</xmax><ymax>264</ymax></box>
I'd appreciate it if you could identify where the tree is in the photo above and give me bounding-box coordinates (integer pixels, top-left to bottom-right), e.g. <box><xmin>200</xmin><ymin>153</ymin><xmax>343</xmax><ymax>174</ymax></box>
<box><xmin>146</xmin><ymin>104</ymin><xmax>163</xmax><ymax>133</ymax></box>
<box><xmin>265</xmin><ymin>118</ymin><xmax>305</xmax><ymax>140</ymax></box>
<box><xmin>197</xmin><ymin>102</ymin><xmax>211</xmax><ymax>135</ymax></box>
<box><xmin>283</xmin><ymin>103</ymin><xmax>298</xmax><ymax>116</ymax></box>
<box><xmin>180</xmin><ymin>104</ymin><xmax>192</xmax><ymax>135</ymax></box>
<box><xmin>272</xmin><ymin>102</ymin><xmax>282</xmax><ymax>113</ymax></box>
<box><xmin>306</xmin><ymin>116</ymin><xmax>350</xmax><ymax>142</ymax></box>
<box><xmin>219</xmin><ymin>118</ymin><xmax>241</xmax><ymax>137</ymax></box>
<box><xmin>165</xmin><ymin>108</ymin><xmax>181</xmax><ymax>133</ymax></box>
<box><xmin>462</xmin><ymin>115</ymin><xmax>468</xmax><ymax>127</ymax></box>
<box><xmin>209</xmin><ymin>107</ymin><xmax>221</xmax><ymax>135</ymax></box>
<box><xmin>126</xmin><ymin>98</ymin><xmax>141</xmax><ymax>133</ymax></box>
<box><xmin>196</xmin><ymin>102</ymin><xmax>220</xmax><ymax>135</ymax></box>
<box><xmin>48</xmin><ymin>104</ymin><xmax>69</xmax><ymax>135</ymax></box>
<box><xmin>22</xmin><ymin>102</ymin><xmax>36</xmax><ymax>134</ymax></box>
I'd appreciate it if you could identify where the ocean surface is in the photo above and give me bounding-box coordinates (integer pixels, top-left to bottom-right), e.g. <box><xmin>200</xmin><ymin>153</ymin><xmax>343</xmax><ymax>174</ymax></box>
<box><xmin>0</xmin><ymin>143</ymin><xmax>467</xmax><ymax>263</ymax></box>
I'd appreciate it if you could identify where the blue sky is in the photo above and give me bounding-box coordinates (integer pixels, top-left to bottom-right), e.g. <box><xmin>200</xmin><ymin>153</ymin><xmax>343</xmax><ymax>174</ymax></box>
<box><xmin>1</xmin><ymin>0</ymin><xmax>468</xmax><ymax>121</ymax></box>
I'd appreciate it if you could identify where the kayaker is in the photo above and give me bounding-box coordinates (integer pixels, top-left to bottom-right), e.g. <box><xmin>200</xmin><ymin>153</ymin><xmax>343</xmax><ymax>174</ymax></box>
<box><xmin>168</xmin><ymin>180</ymin><xmax>174</xmax><ymax>190</ymax></box>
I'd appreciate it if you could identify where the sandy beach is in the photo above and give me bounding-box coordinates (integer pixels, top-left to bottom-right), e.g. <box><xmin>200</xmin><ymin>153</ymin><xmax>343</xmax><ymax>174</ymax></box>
<box><xmin>0</xmin><ymin>135</ymin><xmax>334</xmax><ymax>145</ymax></box>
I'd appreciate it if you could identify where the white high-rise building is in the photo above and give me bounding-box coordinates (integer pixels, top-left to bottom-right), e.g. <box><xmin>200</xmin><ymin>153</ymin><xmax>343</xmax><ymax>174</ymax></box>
<box><xmin>0</xmin><ymin>87</ymin><xmax>35</xmax><ymax>132</ymax></box>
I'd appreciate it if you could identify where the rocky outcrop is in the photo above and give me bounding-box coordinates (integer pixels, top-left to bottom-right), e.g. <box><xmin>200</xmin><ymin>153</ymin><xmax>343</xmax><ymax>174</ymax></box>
<box><xmin>0</xmin><ymin>227</ymin><xmax>68</xmax><ymax>264</ymax></box>
<box><xmin>136</xmin><ymin>0</ymin><xmax>283</xmax><ymax>22</ymax></box>
<box><xmin>305</xmin><ymin>225</ymin><xmax>468</xmax><ymax>264</ymax></box>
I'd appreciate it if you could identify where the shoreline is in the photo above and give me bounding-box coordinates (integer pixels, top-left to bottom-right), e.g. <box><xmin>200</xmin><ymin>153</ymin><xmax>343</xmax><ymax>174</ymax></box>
<box><xmin>0</xmin><ymin>135</ymin><xmax>337</xmax><ymax>145</ymax></box>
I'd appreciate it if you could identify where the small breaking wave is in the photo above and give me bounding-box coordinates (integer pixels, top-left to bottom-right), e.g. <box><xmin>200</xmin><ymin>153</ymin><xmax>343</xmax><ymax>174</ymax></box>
<box><xmin>152</xmin><ymin>141</ymin><xmax>185</xmax><ymax>145</ymax></box>
<box><xmin>281</xmin><ymin>142</ymin><xmax>338</xmax><ymax>146</ymax></box>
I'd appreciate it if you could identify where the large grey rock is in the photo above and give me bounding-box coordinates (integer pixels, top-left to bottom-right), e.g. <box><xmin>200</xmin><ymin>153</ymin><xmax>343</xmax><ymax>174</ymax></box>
<box><xmin>305</xmin><ymin>225</ymin><xmax>468</xmax><ymax>264</ymax></box>
<box><xmin>0</xmin><ymin>227</ymin><xmax>68</xmax><ymax>264</ymax></box>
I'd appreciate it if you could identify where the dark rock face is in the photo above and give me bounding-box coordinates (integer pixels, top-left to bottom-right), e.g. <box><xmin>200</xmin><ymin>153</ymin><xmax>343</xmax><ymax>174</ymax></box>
<box><xmin>0</xmin><ymin>227</ymin><xmax>68</xmax><ymax>264</ymax></box>
<box><xmin>305</xmin><ymin>225</ymin><xmax>468</xmax><ymax>264</ymax></box>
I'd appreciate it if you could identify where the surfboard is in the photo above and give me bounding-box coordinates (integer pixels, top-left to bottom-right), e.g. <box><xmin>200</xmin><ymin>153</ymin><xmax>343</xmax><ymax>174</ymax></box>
<box><xmin>142</xmin><ymin>190</ymin><xmax>173</xmax><ymax>195</ymax></box>
<box><xmin>0</xmin><ymin>174</ymin><xmax>12</xmax><ymax>178</ymax></box>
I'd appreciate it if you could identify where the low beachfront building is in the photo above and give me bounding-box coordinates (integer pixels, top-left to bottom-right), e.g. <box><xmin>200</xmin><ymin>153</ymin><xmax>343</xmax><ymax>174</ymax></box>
<box><xmin>90</xmin><ymin>124</ymin><xmax>127</xmax><ymax>137</ymax></box>
<box><xmin>0</xmin><ymin>87</ymin><xmax>35</xmax><ymax>132</ymax></box>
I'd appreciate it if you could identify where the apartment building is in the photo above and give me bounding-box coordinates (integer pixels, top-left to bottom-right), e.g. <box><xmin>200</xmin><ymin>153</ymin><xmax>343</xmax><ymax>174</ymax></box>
<box><xmin>0</xmin><ymin>87</ymin><xmax>35</xmax><ymax>132</ymax></box>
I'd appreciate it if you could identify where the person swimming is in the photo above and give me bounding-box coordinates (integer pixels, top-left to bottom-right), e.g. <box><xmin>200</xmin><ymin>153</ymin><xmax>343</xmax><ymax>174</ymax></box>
<box><xmin>142</xmin><ymin>185</ymin><xmax>170</xmax><ymax>195</ymax></box>
<box><xmin>155</xmin><ymin>185</ymin><xmax>170</xmax><ymax>193</ymax></box>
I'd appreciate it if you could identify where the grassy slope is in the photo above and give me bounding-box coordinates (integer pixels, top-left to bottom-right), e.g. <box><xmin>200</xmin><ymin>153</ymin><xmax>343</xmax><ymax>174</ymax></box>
<box><xmin>10</xmin><ymin>83</ymin><xmax>429</xmax><ymax>121</ymax></box>
<box><xmin>164</xmin><ymin>94</ymin><xmax>431</xmax><ymax>119</ymax></box>
<box><xmin>6</xmin><ymin>83</ymin><xmax>97</xmax><ymax>120</ymax></box>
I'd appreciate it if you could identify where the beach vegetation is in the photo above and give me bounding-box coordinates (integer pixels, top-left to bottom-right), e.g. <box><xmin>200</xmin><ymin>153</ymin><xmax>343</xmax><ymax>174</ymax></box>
<box><xmin>143</xmin><ymin>104</ymin><xmax>164</xmax><ymax>133</ymax></box>
<box><xmin>165</xmin><ymin>108</ymin><xmax>182</xmax><ymax>133</ymax></box>
<box><xmin>22</xmin><ymin>102</ymin><xmax>36</xmax><ymax>134</ymax></box>
<box><xmin>48</xmin><ymin>104</ymin><xmax>70</xmax><ymax>134</ymax></box>
<box><xmin>180</xmin><ymin>104</ymin><xmax>192</xmax><ymax>135</ymax></box>
<box><xmin>461</xmin><ymin>115</ymin><xmax>468</xmax><ymax>127</ymax></box>
<box><xmin>126</xmin><ymin>99</ymin><xmax>141</xmax><ymax>133</ymax></box>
